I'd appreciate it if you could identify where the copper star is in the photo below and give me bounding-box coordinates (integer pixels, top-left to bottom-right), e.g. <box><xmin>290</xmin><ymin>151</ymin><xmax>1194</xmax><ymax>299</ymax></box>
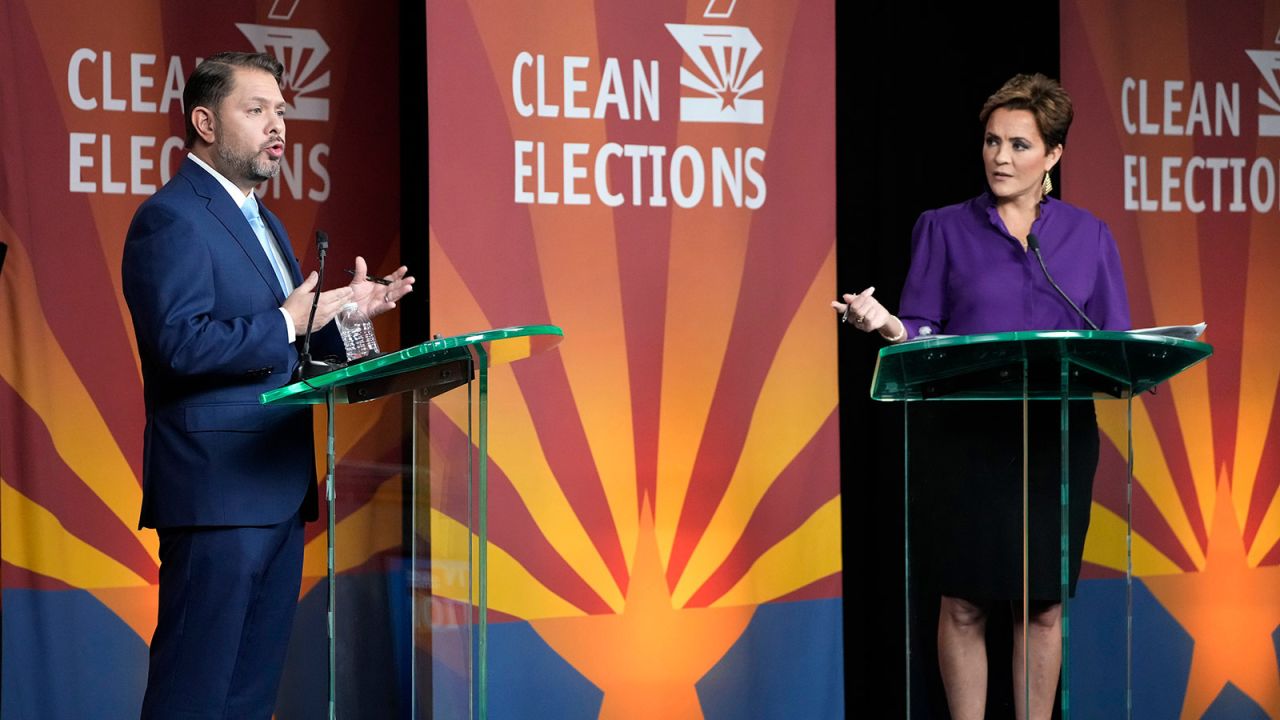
<box><xmin>530</xmin><ymin>499</ymin><xmax>755</xmax><ymax>719</ymax></box>
<box><xmin>1143</xmin><ymin>474</ymin><xmax>1280</xmax><ymax>718</ymax></box>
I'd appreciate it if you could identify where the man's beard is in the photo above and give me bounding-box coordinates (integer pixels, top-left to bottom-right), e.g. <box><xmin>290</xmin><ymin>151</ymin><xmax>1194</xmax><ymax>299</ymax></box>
<box><xmin>213</xmin><ymin>130</ymin><xmax>280</xmax><ymax>186</ymax></box>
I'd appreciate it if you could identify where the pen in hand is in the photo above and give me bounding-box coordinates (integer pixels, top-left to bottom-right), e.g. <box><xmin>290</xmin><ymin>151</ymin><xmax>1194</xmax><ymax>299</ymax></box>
<box><xmin>345</xmin><ymin>268</ymin><xmax>392</xmax><ymax>285</ymax></box>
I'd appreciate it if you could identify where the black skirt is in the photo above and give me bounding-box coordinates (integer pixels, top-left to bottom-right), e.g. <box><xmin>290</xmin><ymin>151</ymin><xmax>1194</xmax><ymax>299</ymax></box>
<box><xmin>908</xmin><ymin>400</ymin><xmax>1099</xmax><ymax>602</ymax></box>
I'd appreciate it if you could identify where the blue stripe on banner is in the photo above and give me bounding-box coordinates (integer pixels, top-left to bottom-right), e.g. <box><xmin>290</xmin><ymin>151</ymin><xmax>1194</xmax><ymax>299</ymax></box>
<box><xmin>1069</xmin><ymin>578</ymin><xmax>1191</xmax><ymax>717</ymax></box>
<box><xmin>697</xmin><ymin>598</ymin><xmax>845</xmax><ymax>720</ymax></box>
<box><xmin>346</xmin><ymin>599</ymin><xmax>848</xmax><ymax>718</ymax></box>
<box><xmin>1</xmin><ymin>589</ymin><xmax>148</xmax><ymax>720</ymax></box>
<box><xmin>1203</xmin><ymin>683</ymin><xmax>1270</xmax><ymax>720</ymax></box>
<box><xmin>486</xmin><ymin>622</ymin><xmax>603</xmax><ymax>720</ymax></box>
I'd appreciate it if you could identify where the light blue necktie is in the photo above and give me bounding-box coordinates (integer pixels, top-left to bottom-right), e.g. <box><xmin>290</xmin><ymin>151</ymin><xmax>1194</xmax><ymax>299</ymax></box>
<box><xmin>241</xmin><ymin>197</ymin><xmax>294</xmax><ymax>295</ymax></box>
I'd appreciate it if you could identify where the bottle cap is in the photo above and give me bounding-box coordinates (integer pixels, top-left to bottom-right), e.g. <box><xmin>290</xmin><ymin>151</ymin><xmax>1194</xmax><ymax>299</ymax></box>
<box><xmin>342</xmin><ymin>301</ymin><xmax>358</xmax><ymax>311</ymax></box>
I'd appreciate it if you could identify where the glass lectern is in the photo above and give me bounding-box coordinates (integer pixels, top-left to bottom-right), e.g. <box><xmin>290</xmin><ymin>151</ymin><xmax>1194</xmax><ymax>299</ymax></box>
<box><xmin>263</xmin><ymin>325</ymin><xmax>564</xmax><ymax>720</ymax></box>
<box><xmin>871</xmin><ymin>330</ymin><xmax>1211</xmax><ymax>719</ymax></box>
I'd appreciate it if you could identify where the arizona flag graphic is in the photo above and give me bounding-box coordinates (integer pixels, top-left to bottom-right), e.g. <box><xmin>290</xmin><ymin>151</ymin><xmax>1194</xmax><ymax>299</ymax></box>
<box><xmin>426</xmin><ymin>0</ymin><xmax>843</xmax><ymax>716</ymax></box>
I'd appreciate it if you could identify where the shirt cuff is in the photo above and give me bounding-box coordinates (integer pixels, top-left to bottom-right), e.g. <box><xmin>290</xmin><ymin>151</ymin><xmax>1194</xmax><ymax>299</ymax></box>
<box><xmin>279</xmin><ymin>307</ymin><xmax>297</xmax><ymax>343</ymax></box>
<box><xmin>899</xmin><ymin>318</ymin><xmax>934</xmax><ymax>341</ymax></box>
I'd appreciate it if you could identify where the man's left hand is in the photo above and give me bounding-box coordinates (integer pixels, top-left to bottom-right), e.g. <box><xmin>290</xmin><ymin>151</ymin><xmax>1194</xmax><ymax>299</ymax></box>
<box><xmin>348</xmin><ymin>255</ymin><xmax>414</xmax><ymax>319</ymax></box>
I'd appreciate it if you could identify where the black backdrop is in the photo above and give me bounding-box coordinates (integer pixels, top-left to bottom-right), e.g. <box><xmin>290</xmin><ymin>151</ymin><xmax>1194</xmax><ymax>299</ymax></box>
<box><xmin>399</xmin><ymin>1</ymin><xmax>1063</xmax><ymax>715</ymax></box>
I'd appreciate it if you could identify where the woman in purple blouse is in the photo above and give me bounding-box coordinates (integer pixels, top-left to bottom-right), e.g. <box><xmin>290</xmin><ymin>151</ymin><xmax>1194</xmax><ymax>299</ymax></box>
<box><xmin>835</xmin><ymin>74</ymin><xmax>1130</xmax><ymax>719</ymax></box>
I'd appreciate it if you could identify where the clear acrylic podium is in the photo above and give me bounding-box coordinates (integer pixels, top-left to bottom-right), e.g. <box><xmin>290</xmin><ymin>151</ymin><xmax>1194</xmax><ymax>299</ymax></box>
<box><xmin>263</xmin><ymin>325</ymin><xmax>563</xmax><ymax>720</ymax></box>
<box><xmin>870</xmin><ymin>330</ymin><xmax>1211</xmax><ymax>719</ymax></box>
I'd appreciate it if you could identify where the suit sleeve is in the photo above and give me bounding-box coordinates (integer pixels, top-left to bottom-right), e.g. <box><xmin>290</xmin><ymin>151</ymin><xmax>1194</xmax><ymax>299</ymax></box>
<box><xmin>123</xmin><ymin>202</ymin><xmax>296</xmax><ymax>378</ymax></box>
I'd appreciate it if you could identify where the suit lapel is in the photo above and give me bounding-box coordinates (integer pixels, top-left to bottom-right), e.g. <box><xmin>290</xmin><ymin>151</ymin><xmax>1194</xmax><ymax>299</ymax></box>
<box><xmin>178</xmin><ymin>159</ymin><xmax>288</xmax><ymax>304</ymax></box>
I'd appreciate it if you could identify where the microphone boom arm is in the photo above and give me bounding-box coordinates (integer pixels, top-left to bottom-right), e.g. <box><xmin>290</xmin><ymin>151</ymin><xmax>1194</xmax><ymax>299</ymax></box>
<box><xmin>1028</xmin><ymin>233</ymin><xmax>1099</xmax><ymax>331</ymax></box>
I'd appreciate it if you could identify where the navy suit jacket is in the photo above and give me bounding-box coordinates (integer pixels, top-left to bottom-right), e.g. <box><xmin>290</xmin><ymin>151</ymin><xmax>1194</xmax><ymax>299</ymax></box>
<box><xmin>123</xmin><ymin>157</ymin><xmax>334</xmax><ymax>529</ymax></box>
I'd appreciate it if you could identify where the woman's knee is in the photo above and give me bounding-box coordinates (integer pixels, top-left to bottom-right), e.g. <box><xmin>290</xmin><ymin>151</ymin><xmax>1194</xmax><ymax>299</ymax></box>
<box><xmin>941</xmin><ymin>596</ymin><xmax>988</xmax><ymax>629</ymax></box>
<box><xmin>1021</xmin><ymin>601</ymin><xmax>1062</xmax><ymax>630</ymax></box>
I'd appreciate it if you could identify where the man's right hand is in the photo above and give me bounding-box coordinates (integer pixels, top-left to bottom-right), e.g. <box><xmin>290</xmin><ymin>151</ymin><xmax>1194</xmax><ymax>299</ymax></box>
<box><xmin>283</xmin><ymin>271</ymin><xmax>354</xmax><ymax>336</ymax></box>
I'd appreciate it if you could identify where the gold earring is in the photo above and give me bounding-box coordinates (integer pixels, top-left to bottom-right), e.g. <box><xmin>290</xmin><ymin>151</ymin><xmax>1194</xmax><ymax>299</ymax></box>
<box><xmin>1042</xmin><ymin>171</ymin><xmax>1053</xmax><ymax>196</ymax></box>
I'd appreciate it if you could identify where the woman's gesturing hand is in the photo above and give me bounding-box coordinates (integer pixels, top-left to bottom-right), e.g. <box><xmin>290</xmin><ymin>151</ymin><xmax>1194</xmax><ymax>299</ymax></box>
<box><xmin>832</xmin><ymin>287</ymin><xmax>906</xmax><ymax>341</ymax></box>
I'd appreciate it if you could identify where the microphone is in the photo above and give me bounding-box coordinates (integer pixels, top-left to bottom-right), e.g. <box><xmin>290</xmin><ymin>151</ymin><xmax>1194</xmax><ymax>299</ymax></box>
<box><xmin>1027</xmin><ymin>233</ymin><xmax>1099</xmax><ymax>331</ymax></box>
<box><xmin>292</xmin><ymin>231</ymin><xmax>341</xmax><ymax>382</ymax></box>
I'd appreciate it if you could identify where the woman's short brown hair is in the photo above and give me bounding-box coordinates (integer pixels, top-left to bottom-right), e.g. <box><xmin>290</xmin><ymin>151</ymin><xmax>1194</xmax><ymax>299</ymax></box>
<box><xmin>979</xmin><ymin>73</ymin><xmax>1073</xmax><ymax>151</ymax></box>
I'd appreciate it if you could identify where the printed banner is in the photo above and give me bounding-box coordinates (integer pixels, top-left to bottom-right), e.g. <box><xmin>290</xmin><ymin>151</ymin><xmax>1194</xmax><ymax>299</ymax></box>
<box><xmin>426</xmin><ymin>0</ymin><xmax>843</xmax><ymax>717</ymax></box>
<box><xmin>0</xmin><ymin>1</ymin><xmax>401</xmax><ymax>717</ymax></box>
<box><xmin>1063</xmin><ymin>1</ymin><xmax>1280</xmax><ymax>716</ymax></box>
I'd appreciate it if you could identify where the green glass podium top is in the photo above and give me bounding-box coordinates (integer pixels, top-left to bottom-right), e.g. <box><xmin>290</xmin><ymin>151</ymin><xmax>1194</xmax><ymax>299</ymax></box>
<box><xmin>261</xmin><ymin>324</ymin><xmax>563</xmax><ymax>406</ymax></box>
<box><xmin>870</xmin><ymin>329</ymin><xmax>1212</xmax><ymax>401</ymax></box>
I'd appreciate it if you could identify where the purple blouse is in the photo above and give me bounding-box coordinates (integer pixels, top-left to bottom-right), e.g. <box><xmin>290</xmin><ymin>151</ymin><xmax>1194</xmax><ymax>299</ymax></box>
<box><xmin>898</xmin><ymin>193</ymin><xmax>1131</xmax><ymax>339</ymax></box>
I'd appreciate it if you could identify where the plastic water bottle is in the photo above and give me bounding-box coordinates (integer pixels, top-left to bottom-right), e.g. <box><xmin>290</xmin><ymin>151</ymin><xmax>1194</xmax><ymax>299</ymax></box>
<box><xmin>336</xmin><ymin>302</ymin><xmax>380</xmax><ymax>361</ymax></box>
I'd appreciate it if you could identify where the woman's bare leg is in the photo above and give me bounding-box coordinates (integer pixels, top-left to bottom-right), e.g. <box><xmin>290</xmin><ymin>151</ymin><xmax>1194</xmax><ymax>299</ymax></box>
<box><xmin>1012</xmin><ymin>601</ymin><xmax>1062</xmax><ymax>720</ymax></box>
<box><xmin>938</xmin><ymin>595</ymin><xmax>989</xmax><ymax>720</ymax></box>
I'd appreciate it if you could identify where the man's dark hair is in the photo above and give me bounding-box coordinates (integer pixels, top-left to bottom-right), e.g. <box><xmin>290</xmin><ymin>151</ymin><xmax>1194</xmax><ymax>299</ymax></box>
<box><xmin>183</xmin><ymin>52</ymin><xmax>284</xmax><ymax>147</ymax></box>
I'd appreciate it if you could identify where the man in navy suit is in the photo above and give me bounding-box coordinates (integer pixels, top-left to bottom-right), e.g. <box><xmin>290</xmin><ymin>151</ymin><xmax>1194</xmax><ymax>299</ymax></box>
<box><xmin>122</xmin><ymin>51</ymin><xmax>412</xmax><ymax>719</ymax></box>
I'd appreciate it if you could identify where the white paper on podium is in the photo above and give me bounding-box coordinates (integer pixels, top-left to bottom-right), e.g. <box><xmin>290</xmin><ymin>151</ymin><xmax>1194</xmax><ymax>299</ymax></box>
<box><xmin>1126</xmin><ymin>322</ymin><xmax>1207</xmax><ymax>341</ymax></box>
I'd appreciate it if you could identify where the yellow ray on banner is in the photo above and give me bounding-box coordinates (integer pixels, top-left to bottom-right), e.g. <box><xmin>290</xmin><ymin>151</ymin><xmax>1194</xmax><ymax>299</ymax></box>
<box><xmin>430</xmin><ymin>509</ymin><xmax>585</xmax><ymax>620</ymax></box>
<box><xmin>299</xmin><ymin>475</ymin><xmax>403</xmax><ymax>598</ymax></box>
<box><xmin>1167</xmin><ymin>363</ymin><xmax>1217</xmax><ymax>547</ymax></box>
<box><xmin>1</xmin><ymin>479</ymin><xmax>149</xmax><ymax>588</ymax></box>
<box><xmin>1247</xmin><ymin>495</ymin><xmax>1280</xmax><ymax>568</ymax></box>
<box><xmin>468</xmin><ymin>0</ymin><xmax>639</xmax><ymax>575</ymax></box>
<box><xmin>1097</xmin><ymin>398</ymin><xmax>1206</xmax><ymax>569</ymax></box>
<box><xmin>672</xmin><ymin>249</ymin><xmax>838</xmax><ymax>607</ymax></box>
<box><xmin>0</xmin><ymin>222</ymin><xmax>158</xmax><ymax>564</ymax></box>
<box><xmin>657</xmin><ymin>204</ymin><xmax>755</xmax><ymax>571</ymax></box>
<box><xmin>712</xmin><ymin>496</ymin><xmax>842</xmax><ymax>608</ymax></box>
<box><xmin>1134</xmin><ymin>212</ymin><xmax>1215</xmax><ymax>544</ymax></box>
<box><xmin>1235</xmin><ymin>201</ymin><xmax>1280</xmax><ymax>557</ymax></box>
<box><xmin>1082</xmin><ymin>502</ymin><xmax>1182</xmax><ymax>576</ymax></box>
<box><xmin>429</xmin><ymin>232</ymin><xmax>624</xmax><ymax>611</ymax></box>
<box><xmin>489</xmin><ymin>336</ymin><xmax>531</xmax><ymax>365</ymax></box>
<box><xmin>527</xmin><ymin>223</ymin><xmax>639</xmax><ymax>579</ymax></box>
